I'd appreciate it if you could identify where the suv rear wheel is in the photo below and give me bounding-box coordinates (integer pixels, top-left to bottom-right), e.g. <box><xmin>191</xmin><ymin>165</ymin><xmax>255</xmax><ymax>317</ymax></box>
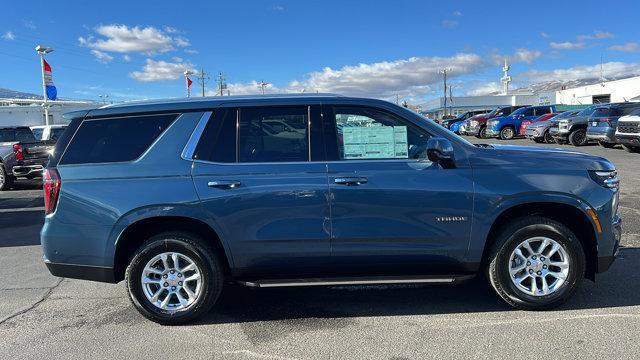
<box><xmin>568</xmin><ymin>129</ymin><xmax>588</xmax><ymax>146</ymax></box>
<box><xmin>125</xmin><ymin>232</ymin><xmax>224</xmax><ymax>324</ymax></box>
<box><xmin>544</xmin><ymin>130</ymin><xmax>555</xmax><ymax>144</ymax></box>
<box><xmin>499</xmin><ymin>126</ymin><xmax>515</xmax><ymax>140</ymax></box>
<box><xmin>486</xmin><ymin>216</ymin><xmax>585</xmax><ymax>310</ymax></box>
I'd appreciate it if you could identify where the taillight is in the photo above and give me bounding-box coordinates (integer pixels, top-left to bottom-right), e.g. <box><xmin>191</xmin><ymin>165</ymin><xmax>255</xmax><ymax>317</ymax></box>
<box><xmin>13</xmin><ymin>144</ymin><xmax>24</xmax><ymax>161</ymax></box>
<box><xmin>43</xmin><ymin>168</ymin><xmax>61</xmax><ymax>215</ymax></box>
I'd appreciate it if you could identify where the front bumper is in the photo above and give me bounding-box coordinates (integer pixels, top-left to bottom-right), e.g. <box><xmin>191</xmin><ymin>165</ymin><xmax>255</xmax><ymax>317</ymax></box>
<box><xmin>550</xmin><ymin>127</ymin><xmax>568</xmax><ymax>141</ymax></box>
<box><xmin>466</xmin><ymin>125</ymin><xmax>481</xmax><ymax>136</ymax></box>
<box><xmin>525</xmin><ymin>127</ymin><xmax>543</xmax><ymax>139</ymax></box>
<box><xmin>615</xmin><ymin>134</ymin><xmax>640</xmax><ymax>146</ymax></box>
<box><xmin>485</xmin><ymin>126</ymin><xmax>500</xmax><ymax>138</ymax></box>
<box><xmin>597</xmin><ymin>215</ymin><xmax>622</xmax><ymax>273</ymax></box>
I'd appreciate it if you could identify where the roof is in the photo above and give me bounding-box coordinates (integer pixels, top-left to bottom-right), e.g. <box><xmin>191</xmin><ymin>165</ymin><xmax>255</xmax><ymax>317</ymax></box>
<box><xmin>82</xmin><ymin>93</ymin><xmax>400</xmax><ymax>118</ymax></box>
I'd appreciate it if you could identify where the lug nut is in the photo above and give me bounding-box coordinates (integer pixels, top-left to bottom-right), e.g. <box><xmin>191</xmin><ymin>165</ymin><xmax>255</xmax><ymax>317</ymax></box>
<box><xmin>543</xmin><ymin>265</ymin><xmax>547</xmax><ymax>269</ymax></box>
<box><xmin>540</xmin><ymin>257</ymin><xmax>545</xmax><ymax>261</ymax></box>
<box><xmin>537</xmin><ymin>271</ymin><xmax>542</xmax><ymax>275</ymax></box>
<box><xmin>163</xmin><ymin>282</ymin><xmax>169</xmax><ymax>287</ymax></box>
<box><xmin>171</xmin><ymin>286</ymin><xmax>176</xmax><ymax>291</ymax></box>
<box><xmin>526</xmin><ymin>261</ymin><xmax>531</xmax><ymax>266</ymax></box>
<box><xmin>532</xmin><ymin>256</ymin><xmax>537</xmax><ymax>260</ymax></box>
<box><xmin>178</xmin><ymin>281</ymin><xmax>183</xmax><ymax>286</ymax></box>
<box><xmin>529</xmin><ymin>269</ymin><xmax>534</xmax><ymax>274</ymax></box>
<box><xmin>170</xmin><ymin>270</ymin><xmax>175</xmax><ymax>274</ymax></box>
<box><xmin>177</xmin><ymin>273</ymin><xmax>182</xmax><ymax>278</ymax></box>
<box><xmin>163</xmin><ymin>274</ymin><xmax>168</xmax><ymax>279</ymax></box>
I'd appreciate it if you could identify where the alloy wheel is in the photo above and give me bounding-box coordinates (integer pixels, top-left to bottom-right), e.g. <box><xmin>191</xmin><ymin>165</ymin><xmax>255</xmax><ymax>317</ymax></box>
<box><xmin>141</xmin><ymin>252</ymin><xmax>203</xmax><ymax>312</ymax></box>
<box><xmin>508</xmin><ymin>237</ymin><xmax>570</xmax><ymax>296</ymax></box>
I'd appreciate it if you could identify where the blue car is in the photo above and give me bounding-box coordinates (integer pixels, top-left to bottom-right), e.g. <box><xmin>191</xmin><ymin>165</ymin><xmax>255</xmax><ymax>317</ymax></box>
<box><xmin>41</xmin><ymin>95</ymin><xmax>620</xmax><ymax>324</ymax></box>
<box><xmin>486</xmin><ymin>105</ymin><xmax>556</xmax><ymax>140</ymax></box>
<box><xmin>449</xmin><ymin>120</ymin><xmax>464</xmax><ymax>134</ymax></box>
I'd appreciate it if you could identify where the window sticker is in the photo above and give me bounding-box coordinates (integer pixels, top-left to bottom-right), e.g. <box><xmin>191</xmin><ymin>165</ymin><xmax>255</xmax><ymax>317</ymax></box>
<box><xmin>342</xmin><ymin>126</ymin><xmax>408</xmax><ymax>159</ymax></box>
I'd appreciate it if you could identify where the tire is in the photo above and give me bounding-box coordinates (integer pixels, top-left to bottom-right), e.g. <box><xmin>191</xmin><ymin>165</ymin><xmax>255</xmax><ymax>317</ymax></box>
<box><xmin>544</xmin><ymin>130</ymin><xmax>555</xmax><ymax>144</ymax></box>
<box><xmin>0</xmin><ymin>165</ymin><xmax>14</xmax><ymax>191</ymax></box>
<box><xmin>598</xmin><ymin>141</ymin><xmax>615</xmax><ymax>149</ymax></box>
<box><xmin>478</xmin><ymin>126</ymin><xmax>488</xmax><ymax>139</ymax></box>
<box><xmin>568</xmin><ymin>129</ymin><xmax>588</xmax><ymax>146</ymax></box>
<box><xmin>486</xmin><ymin>216</ymin><xmax>585</xmax><ymax>310</ymax></box>
<box><xmin>125</xmin><ymin>232</ymin><xmax>224</xmax><ymax>325</ymax></box>
<box><xmin>499</xmin><ymin>126</ymin><xmax>515</xmax><ymax>140</ymax></box>
<box><xmin>622</xmin><ymin>144</ymin><xmax>640</xmax><ymax>153</ymax></box>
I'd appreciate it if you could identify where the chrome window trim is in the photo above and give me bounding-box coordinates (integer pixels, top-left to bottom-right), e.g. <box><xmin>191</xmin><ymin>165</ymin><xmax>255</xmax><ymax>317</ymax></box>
<box><xmin>181</xmin><ymin>111</ymin><xmax>212</xmax><ymax>161</ymax></box>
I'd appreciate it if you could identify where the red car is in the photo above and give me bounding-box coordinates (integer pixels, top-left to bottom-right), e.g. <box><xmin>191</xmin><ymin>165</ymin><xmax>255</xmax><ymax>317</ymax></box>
<box><xmin>519</xmin><ymin>113</ymin><xmax>558</xmax><ymax>136</ymax></box>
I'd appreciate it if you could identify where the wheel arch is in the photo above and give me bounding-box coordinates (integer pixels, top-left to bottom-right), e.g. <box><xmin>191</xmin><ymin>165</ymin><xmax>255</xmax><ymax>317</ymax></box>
<box><xmin>111</xmin><ymin>211</ymin><xmax>233</xmax><ymax>283</ymax></box>
<box><xmin>481</xmin><ymin>201</ymin><xmax>599</xmax><ymax>281</ymax></box>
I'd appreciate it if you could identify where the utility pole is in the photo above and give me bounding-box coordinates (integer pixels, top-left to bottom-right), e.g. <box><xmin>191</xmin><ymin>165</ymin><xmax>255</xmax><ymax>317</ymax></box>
<box><xmin>439</xmin><ymin>68</ymin><xmax>451</xmax><ymax>117</ymax></box>
<box><xmin>216</xmin><ymin>72</ymin><xmax>227</xmax><ymax>96</ymax></box>
<box><xmin>36</xmin><ymin>45</ymin><xmax>54</xmax><ymax>125</ymax></box>
<box><xmin>257</xmin><ymin>81</ymin><xmax>269</xmax><ymax>95</ymax></box>
<box><xmin>195</xmin><ymin>68</ymin><xmax>210</xmax><ymax>97</ymax></box>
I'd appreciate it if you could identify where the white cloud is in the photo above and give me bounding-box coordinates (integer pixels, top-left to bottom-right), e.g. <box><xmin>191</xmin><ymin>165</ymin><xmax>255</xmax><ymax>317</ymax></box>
<box><xmin>184</xmin><ymin>49</ymin><xmax>199</xmax><ymax>54</ymax></box>
<box><xmin>491</xmin><ymin>48</ymin><xmax>543</xmax><ymax>65</ymax></box>
<box><xmin>79</xmin><ymin>24</ymin><xmax>189</xmax><ymax>54</ymax></box>
<box><xmin>549</xmin><ymin>41</ymin><xmax>586</xmax><ymax>50</ymax></box>
<box><xmin>577</xmin><ymin>30</ymin><xmax>615</xmax><ymax>41</ymax></box>
<box><xmin>23</xmin><ymin>20</ymin><xmax>36</xmax><ymax>30</ymax></box>
<box><xmin>609</xmin><ymin>42</ymin><xmax>640</xmax><ymax>53</ymax></box>
<box><xmin>442</xmin><ymin>20</ymin><xmax>459</xmax><ymax>29</ymax></box>
<box><xmin>452</xmin><ymin>10</ymin><xmax>462</xmax><ymax>16</ymax></box>
<box><xmin>466</xmin><ymin>82</ymin><xmax>500</xmax><ymax>96</ymax></box>
<box><xmin>122</xmin><ymin>54</ymin><xmax>131</xmax><ymax>61</ymax></box>
<box><xmin>91</xmin><ymin>49</ymin><xmax>114</xmax><ymax>63</ymax></box>
<box><xmin>208</xmin><ymin>80</ymin><xmax>284</xmax><ymax>96</ymax></box>
<box><xmin>130</xmin><ymin>58</ymin><xmax>195</xmax><ymax>82</ymax></box>
<box><xmin>1</xmin><ymin>31</ymin><xmax>15</xmax><ymax>40</ymax></box>
<box><xmin>272</xmin><ymin>5</ymin><xmax>285</xmax><ymax>11</ymax></box>
<box><xmin>540</xmin><ymin>32</ymin><xmax>550</xmax><ymax>38</ymax></box>
<box><xmin>162</xmin><ymin>26</ymin><xmax>179</xmax><ymax>34</ymax></box>
<box><xmin>521</xmin><ymin>61</ymin><xmax>640</xmax><ymax>82</ymax></box>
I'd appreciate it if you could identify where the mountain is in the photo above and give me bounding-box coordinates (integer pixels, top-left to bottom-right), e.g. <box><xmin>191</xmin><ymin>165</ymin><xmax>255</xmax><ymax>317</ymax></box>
<box><xmin>0</xmin><ymin>88</ymin><xmax>43</xmax><ymax>99</ymax></box>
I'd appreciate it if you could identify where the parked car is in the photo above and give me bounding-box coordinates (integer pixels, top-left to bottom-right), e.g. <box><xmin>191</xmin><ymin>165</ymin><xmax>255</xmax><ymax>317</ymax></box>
<box><xmin>525</xmin><ymin>110</ymin><xmax>580</xmax><ymax>143</ymax></box>
<box><xmin>486</xmin><ymin>105</ymin><xmax>556</xmax><ymax>140</ymax></box>
<box><xmin>615</xmin><ymin>109</ymin><xmax>640</xmax><ymax>152</ymax></box>
<box><xmin>519</xmin><ymin>113</ymin><xmax>560</xmax><ymax>137</ymax></box>
<box><xmin>0</xmin><ymin>126</ymin><xmax>53</xmax><ymax>190</ymax></box>
<box><xmin>552</xmin><ymin>105</ymin><xmax>609</xmax><ymax>146</ymax></box>
<box><xmin>466</xmin><ymin>106</ymin><xmax>527</xmax><ymax>139</ymax></box>
<box><xmin>42</xmin><ymin>95</ymin><xmax>621</xmax><ymax>324</ymax></box>
<box><xmin>30</xmin><ymin>125</ymin><xmax>68</xmax><ymax>142</ymax></box>
<box><xmin>587</xmin><ymin>103</ymin><xmax>640</xmax><ymax>148</ymax></box>
<box><xmin>440</xmin><ymin>110</ymin><xmax>490</xmax><ymax>130</ymax></box>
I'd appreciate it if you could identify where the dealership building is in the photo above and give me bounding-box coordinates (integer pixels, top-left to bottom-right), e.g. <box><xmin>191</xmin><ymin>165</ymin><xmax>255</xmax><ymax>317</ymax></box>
<box><xmin>0</xmin><ymin>98</ymin><xmax>98</xmax><ymax>127</ymax></box>
<box><xmin>421</xmin><ymin>74</ymin><xmax>640</xmax><ymax>120</ymax></box>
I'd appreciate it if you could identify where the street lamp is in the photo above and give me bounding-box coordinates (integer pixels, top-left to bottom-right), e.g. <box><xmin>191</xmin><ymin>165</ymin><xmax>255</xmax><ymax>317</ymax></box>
<box><xmin>35</xmin><ymin>45</ymin><xmax>54</xmax><ymax>125</ymax></box>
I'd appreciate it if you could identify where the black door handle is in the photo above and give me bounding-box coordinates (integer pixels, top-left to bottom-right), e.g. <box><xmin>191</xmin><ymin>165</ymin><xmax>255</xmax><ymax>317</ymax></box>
<box><xmin>334</xmin><ymin>177</ymin><xmax>368</xmax><ymax>186</ymax></box>
<box><xmin>207</xmin><ymin>180</ymin><xmax>241</xmax><ymax>189</ymax></box>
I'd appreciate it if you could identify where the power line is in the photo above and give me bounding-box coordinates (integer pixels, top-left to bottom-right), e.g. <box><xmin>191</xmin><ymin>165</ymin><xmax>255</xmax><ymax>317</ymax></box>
<box><xmin>195</xmin><ymin>68</ymin><xmax>210</xmax><ymax>97</ymax></box>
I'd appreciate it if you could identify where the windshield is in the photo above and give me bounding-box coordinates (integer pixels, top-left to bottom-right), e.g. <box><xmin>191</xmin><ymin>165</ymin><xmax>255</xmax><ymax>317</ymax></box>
<box><xmin>550</xmin><ymin>111</ymin><xmax>578</xmax><ymax>120</ymax></box>
<box><xmin>577</xmin><ymin>106</ymin><xmax>597</xmax><ymax>116</ymax></box>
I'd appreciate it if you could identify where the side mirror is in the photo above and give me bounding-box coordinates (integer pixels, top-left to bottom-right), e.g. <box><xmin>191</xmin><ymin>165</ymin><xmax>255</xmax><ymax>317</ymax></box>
<box><xmin>426</xmin><ymin>137</ymin><xmax>455</xmax><ymax>168</ymax></box>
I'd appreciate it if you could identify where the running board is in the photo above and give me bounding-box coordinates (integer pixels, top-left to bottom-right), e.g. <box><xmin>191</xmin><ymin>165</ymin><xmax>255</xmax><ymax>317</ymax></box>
<box><xmin>237</xmin><ymin>275</ymin><xmax>474</xmax><ymax>288</ymax></box>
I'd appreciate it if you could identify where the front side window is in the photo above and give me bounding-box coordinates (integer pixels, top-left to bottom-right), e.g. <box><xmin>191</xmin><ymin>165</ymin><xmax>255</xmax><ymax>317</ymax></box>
<box><xmin>333</xmin><ymin>106</ymin><xmax>430</xmax><ymax>160</ymax></box>
<box><xmin>238</xmin><ymin>107</ymin><xmax>309</xmax><ymax>163</ymax></box>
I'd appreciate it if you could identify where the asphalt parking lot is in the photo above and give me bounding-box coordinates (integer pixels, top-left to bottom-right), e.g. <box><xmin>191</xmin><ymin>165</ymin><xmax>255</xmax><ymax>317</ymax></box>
<box><xmin>1</xmin><ymin>139</ymin><xmax>639</xmax><ymax>359</ymax></box>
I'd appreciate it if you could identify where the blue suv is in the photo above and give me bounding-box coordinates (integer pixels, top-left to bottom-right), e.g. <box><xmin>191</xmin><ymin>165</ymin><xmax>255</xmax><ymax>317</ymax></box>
<box><xmin>42</xmin><ymin>95</ymin><xmax>621</xmax><ymax>324</ymax></box>
<box><xmin>486</xmin><ymin>105</ymin><xmax>556</xmax><ymax>140</ymax></box>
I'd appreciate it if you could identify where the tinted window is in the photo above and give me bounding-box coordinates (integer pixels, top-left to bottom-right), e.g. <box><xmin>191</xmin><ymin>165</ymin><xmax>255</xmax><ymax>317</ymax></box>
<box><xmin>592</xmin><ymin>108</ymin><xmax>621</xmax><ymax>117</ymax></box>
<box><xmin>0</xmin><ymin>128</ymin><xmax>36</xmax><ymax>142</ymax></box>
<box><xmin>333</xmin><ymin>106</ymin><xmax>431</xmax><ymax>160</ymax></box>
<box><xmin>60</xmin><ymin>114</ymin><xmax>177</xmax><ymax>165</ymax></box>
<box><xmin>49</xmin><ymin>127</ymin><xmax>66</xmax><ymax>141</ymax></box>
<box><xmin>518</xmin><ymin>108</ymin><xmax>535</xmax><ymax>117</ymax></box>
<box><xmin>194</xmin><ymin>110</ymin><xmax>236</xmax><ymax>163</ymax></box>
<box><xmin>535</xmin><ymin>107</ymin><xmax>551</xmax><ymax>115</ymax></box>
<box><xmin>238</xmin><ymin>107</ymin><xmax>309</xmax><ymax>163</ymax></box>
<box><xmin>31</xmin><ymin>128</ymin><xmax>44</xmax><ymax>140</ymax></box>
<box><xmin>577</xmin><ymin>106</ymin><xmax>597</xmax><ymax>116</ymax></box>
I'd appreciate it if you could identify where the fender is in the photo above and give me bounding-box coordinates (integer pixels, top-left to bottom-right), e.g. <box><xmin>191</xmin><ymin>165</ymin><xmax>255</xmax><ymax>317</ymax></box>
<box><xmin>106</xmin><ymin>203</ymin><xmax>236</xmax><ymax>269</ymax></box>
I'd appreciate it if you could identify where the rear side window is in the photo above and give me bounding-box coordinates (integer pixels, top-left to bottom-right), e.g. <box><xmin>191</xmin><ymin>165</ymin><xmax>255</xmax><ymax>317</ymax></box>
<box><xmin>60</xmin><ymin>114</ymin><xmax>177</xmax><ymax>165</ymax></box>
<box><xmin>194</xmin><ymin>109</ymin><xmax>237</xmax><ymax>163</ymax></box>
<box><xmin>238</xmin><ymin>107</ymin><xmax>309</xmax><ymax>163</ymax></box>
<box><xmin>535</xmin><ymin>107</ymin><xmax>551</xmax><ymax>116</ymax></box>
<box><xmin>0</xmin><ymin>128</ymin><xmax>36</xmax><ymax>142</ymax></box>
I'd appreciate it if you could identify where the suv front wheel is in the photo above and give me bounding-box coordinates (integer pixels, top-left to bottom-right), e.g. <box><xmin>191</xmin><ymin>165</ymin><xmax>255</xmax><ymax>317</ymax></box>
<box><xmin>499</xmin><ymin>126</ymin><xmax>515</xmax><ymax>140</ymax></box>
<box><xmin>568</xmin><ymin>129</ymin><xmax>588</xmax><ymax>146</ymax></box>
<box><xmin>126</xmin><ymin>232</ymin><xmax>224</xmax><ymax>324</ymax></box>
<box><xmin>486</xmin><ymin>217</ymin><xmax>585</xmax><ymax>310</ymax></box>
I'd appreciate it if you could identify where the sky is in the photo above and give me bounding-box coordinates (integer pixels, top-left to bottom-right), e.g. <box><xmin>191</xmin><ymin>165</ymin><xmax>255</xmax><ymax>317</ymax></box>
<box><xmin>1</xmin><ymin>0</ymin><xmax>640</xmax><ymax>104</ymax></box>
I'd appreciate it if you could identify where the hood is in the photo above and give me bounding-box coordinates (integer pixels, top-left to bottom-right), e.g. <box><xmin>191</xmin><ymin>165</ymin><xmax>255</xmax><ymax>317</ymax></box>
<box><xmin>471</xmin><ymin>144</ymin><xmax>615</xmax><ymax>171</ymax></box>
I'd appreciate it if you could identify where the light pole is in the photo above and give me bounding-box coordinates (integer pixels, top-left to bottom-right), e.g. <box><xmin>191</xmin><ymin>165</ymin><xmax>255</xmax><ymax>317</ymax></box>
<box><xmin>36</xmin><ymin>45</ymin><xmax>54</xmax><ymax>125</ymax></box>
<box><xmin>257</xmin><ymin>81</ymin><xmax>269</xmax><ymax>95</ymax></box>
<box><xmin>184</xmin><ymin>70</ymin><xmax>194</xmax><ymax>97</ymax></box>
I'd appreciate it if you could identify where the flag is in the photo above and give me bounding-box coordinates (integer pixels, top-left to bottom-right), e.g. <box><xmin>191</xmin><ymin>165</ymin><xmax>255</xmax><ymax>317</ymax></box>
<box><xmin>43</xmin><ymin>59</ymin><xmax>57</xmax><ymax>100</ymax></box>
<box><xmin>187</xmin><ymin>77</ymin><xmax>193</xmax><ymax>88</ymax></box>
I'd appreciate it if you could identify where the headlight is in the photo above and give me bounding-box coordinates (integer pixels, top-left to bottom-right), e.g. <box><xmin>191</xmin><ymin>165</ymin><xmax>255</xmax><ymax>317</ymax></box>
<box><xmin>470</xmin><ymin>120</ymin><xmax>479</xmax><ymax>127</ymax></box>
<box><xmin>589</xmin><ymin>170</ymin><xmax>619</xmax><ymax>189</ymax></box>
<box><xmin>487</xmin><ymin>120</ymin><xmax>498</xmax><ymax>126</ymax></box>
